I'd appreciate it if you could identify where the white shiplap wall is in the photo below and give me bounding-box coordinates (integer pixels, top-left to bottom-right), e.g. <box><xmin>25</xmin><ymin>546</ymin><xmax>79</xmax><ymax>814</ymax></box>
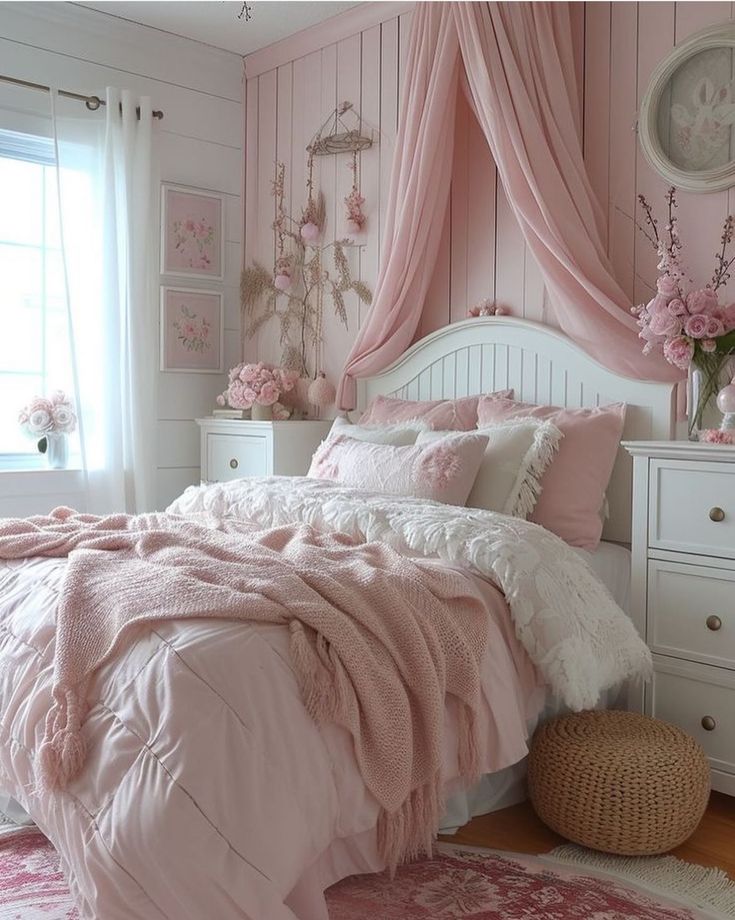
<box><xmin>0</xmin><ymin>1</ymin><xmax>243</xmax><ymax>514</ymax></box>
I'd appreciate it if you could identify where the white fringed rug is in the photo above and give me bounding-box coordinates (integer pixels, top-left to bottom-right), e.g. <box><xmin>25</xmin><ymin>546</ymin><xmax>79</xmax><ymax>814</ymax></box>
<box><xmin>544</xmin><ymin>844</ymin><xmax>735</xmax><ymax>920</ymax></box>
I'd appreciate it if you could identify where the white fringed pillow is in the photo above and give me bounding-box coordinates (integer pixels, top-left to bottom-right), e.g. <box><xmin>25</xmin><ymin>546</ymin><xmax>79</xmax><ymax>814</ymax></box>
<box><xmin>325</xmin><ymin>415</ymin><xmax>428</xmax><ymax>446</ymax></box>
<box><xmin>416</xmin><ymin>418</ymin><xmax>563</xmax><ymax>518</ymax></box>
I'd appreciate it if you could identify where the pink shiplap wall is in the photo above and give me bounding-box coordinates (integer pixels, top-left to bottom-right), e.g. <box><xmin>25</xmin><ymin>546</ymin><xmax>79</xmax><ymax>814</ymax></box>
<box><xmin>243</xmin><ymin>1</ymin><xmax>735</xmax><ymax>384</ymax></box>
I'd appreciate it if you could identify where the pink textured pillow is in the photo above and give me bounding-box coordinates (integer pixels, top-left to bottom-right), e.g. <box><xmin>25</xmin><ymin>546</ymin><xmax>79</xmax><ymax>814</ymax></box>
<box><xmin>476</xmin><ymin>396</ymin><xmax>626</xmax><ymax>550</ymax></box>
<box><xmin>359</xmin><ymin>391</ymin><xmax>513</xmax><ymax>430</ymax></box>
<box><xmin>307</xmin><ymin>433</ymin><xmax>489</xmax><ymax>506</ymax></box>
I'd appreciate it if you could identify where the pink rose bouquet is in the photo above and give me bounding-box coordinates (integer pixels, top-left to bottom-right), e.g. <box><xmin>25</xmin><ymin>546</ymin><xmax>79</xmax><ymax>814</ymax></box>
<box><xmin>217</xmin><ymin>362</ymin><xmax>298</xmax><ymax>410</ymax></box>
<box><xmin>632</xmin><ymin>189</ymin><xmax>735</xmax><ymax>435</ymax></box>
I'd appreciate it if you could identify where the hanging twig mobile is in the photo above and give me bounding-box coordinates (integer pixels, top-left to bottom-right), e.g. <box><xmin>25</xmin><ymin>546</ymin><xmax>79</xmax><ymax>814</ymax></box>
<box><xmin>241</xmin><ymin>160</ymin><xmax>372</xmax><ymax>380</ymax></box>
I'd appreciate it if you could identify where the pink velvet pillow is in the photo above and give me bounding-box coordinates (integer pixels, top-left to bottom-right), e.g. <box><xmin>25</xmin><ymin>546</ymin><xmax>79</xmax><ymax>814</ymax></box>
<box><xmin>476</xmin><ymin>396</ymin><xmax>626</xmax><ymax>550</ymax></box>
<box><xmin>359</xmin><ymin>391</ymin><xmax>513</xmax><ymax>430</ymax></box>
<box><xmin>307</xmin><ymin>433</ymin><xmax>489</xmax><ymax>506</ymax></box>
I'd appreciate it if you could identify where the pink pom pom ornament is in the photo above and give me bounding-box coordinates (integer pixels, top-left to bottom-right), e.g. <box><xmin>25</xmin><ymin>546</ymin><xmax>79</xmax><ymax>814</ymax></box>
<box><xmin>300</xmin><ymin>221</ymin><xmax>321</xmax><ymax>244</ymax></box>
<box><xmin>307</xmin><ymin>372</ymin><xmax>336</xmax><ymax>409</ymax></box>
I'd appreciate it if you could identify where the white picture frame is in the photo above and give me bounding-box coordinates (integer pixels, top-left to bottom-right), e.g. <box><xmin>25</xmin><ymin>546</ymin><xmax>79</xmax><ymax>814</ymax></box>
<box><xmin>160</xmin><ymin>182</ymin><xmax>225</xmax><ymax>281</ymax></box>
<box><xmin>160</xmin><ymin>286</ymin><xmax>224</xmax><ymax>374</ymax></box>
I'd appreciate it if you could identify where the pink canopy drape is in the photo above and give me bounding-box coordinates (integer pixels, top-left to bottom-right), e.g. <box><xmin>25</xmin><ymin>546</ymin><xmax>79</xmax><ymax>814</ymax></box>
<box><xmin>337</xmin><ymin>2</ymin><xmax>681</xmax><ymax>410</ymax></box>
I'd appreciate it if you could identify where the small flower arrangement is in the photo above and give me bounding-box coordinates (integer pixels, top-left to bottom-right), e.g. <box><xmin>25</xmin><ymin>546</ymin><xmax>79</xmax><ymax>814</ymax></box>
<box><xmin>467</xmin><ymin>298</ymin><xmax>511</xmax><ymax>318</ymax></box>
<box><xmin>216</xmin><ymin>362</ymin><xmax>298</xmax><ymax>410</ymax></box>
<box><xmin>19</xmin><ymin>391</ymin><xmax>77</xmax><ymax>437</ymax></box>
<box><xmin>632</xmin><ymin>188</ymin><xmax>735</xmax><ymax>436</ymax></box>
<box><xmin>18</xmin><ymin>391</ymin><xmax>77</xmax><ymax>457</ymax></box>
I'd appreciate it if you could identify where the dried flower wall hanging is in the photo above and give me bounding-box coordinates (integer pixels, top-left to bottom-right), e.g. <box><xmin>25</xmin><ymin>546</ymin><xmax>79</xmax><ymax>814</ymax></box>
<box><xmin>241</xmin><ymin>160</ymin><xmax>372</xmax><ymax>380</ymax></box>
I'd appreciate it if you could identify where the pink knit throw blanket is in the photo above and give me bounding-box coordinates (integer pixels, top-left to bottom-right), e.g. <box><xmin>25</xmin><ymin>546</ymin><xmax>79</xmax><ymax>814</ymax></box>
<box><xmin>0</xmin><ymin>508</ymin><xmax>489</xmax><ymax>868</ymax></box>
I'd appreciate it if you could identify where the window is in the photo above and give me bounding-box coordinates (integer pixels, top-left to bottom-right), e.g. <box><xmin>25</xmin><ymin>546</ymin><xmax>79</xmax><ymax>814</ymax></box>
<box><xmin>0</xmin><ymin>129</ymin><xmax>72</xmax><ymax>469</ymax></box>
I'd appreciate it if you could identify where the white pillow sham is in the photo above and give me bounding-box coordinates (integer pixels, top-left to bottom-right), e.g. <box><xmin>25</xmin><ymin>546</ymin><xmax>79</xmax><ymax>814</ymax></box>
<box><xmin>416</xmin><ymin>418</ymin><xmax>563</xmax><ymax>518</ymax></box>
<box><xmin>325</xmin><ymin>415</ymin><xmax>428</xmax><ymax>446</ymax></box>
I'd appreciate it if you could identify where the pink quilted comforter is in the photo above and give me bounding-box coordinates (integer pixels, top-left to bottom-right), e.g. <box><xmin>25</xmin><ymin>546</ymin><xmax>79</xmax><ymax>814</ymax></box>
<box><xmin>0</xmin><ymin>503</ymin><xmax>542</xmax><ymax>919</ymax></box>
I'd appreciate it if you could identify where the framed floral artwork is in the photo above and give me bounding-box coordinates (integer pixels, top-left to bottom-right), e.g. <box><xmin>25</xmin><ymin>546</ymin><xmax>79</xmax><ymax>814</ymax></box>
<box><xmin>160</xmin><ymin>287</ymin><xmax>224</xmax><ymax>374</ymax></box>
<box><xmin>160</xmin><ymin>183</ymin><xmax>224</xmax><ymax>280</ymax></box>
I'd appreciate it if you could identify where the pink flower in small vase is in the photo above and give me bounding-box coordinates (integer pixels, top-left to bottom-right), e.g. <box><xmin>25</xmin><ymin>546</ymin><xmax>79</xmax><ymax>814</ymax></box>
<box><xmin>705</xmin><ymin>315</ymin><xmax>725</xmax><ymax>338</ymax></box>
<box><xmin>656</xmin><ymin>275</ymin><xmax>680</xmax><ymax>299</ymax></box>
<box><xmin>700</xmin><ymin>428</ymin><xmax>735</xmax><ymax>444</ymax></box>
<box><xmin>257</xmin><ymin>382</ymin><xmax>279</xmax><ymax>406</ymax></box>
<box><xmin>667</xmin><ymin>298</ymin><xmax>687</xmax><ymax>317</ymax></box>
<box><xmin>216</xmin><ymin>394</ymin><xmax>226</xmax><ymax>407</ymax></box>
<box><xmin>663</xmin><ymin>335</ymin><xmax>695</xmax><ymax>369</ymax></box>
<box><xmin>684</xmin><ymin>314</ymin><xmax>710</xmax><ymax>339</ymax></box>
<box><xmin>648</xmin><ymin>308</ymin><xmax>682</xmax><ymax>337</ymax></box>
<box><xmin>685</xmin><ymin>288</ymin><xmax>719</xmax><ymax>316</ymax></box>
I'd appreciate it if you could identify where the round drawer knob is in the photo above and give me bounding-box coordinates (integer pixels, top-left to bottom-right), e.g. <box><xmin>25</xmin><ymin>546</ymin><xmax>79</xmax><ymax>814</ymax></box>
<box><xmin>701</xmin><ymin>716</ymin><xmax>716</xmax><ymax>732</ymax></box>
<box><xmin>709</xmin><ymin>506</ymin><xmax>725</xmax><ymax>523</ymax></box>
<box><xmin>229</xmin><ymin>458</ymin><xmax>239</xmax><ymax>470</ymax></box>
<box><xmin>706</xmin><ymin>615</ymin><xmax>722</xmax><ymax>632</ymax></box>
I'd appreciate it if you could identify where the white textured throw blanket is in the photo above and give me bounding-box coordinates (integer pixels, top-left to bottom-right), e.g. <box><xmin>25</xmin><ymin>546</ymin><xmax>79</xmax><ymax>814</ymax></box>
<box><xmin>169</xmin><ymin>477</ymin><xmax>651</xmax><ymax>709</ymax></box>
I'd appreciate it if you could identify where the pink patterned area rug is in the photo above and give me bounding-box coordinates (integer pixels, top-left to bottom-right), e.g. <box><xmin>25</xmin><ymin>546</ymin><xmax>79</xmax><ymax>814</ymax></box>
<box><xmin>1</xmin><ymin>827</ymin><xmax>733</xmax><ymax>919</ymax></box>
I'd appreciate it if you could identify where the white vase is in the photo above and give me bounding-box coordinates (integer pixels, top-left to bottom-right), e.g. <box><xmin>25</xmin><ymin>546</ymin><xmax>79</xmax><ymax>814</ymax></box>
<box><xmin>251</xmin><ymin>403</ymin><xmax>273</xmax><ymax>421</ymax></box>
<box><xmin>45</xmin><ymin>432</ymin><xmax>68</xmax><ymax>470</ymax></box>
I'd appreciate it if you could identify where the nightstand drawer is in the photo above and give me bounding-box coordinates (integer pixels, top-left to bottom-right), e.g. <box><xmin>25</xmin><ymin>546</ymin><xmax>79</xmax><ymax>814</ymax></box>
<box><xmin>206</xmin><ymin>433</ymin><xmax>270</xmax><ymax>482</ymax></box>
<box><xmin>650</xmin><ymin>657</ymin><xmax>735</xmax><ymax>775</ymax></box>
<box><xmin>649</xmin><ymin>459</ymin><xmax>735</xmax><ymax>559</ymax></box>
<box><xmin>648</xmin><ymin>559</ymin><xmax>735</xmax><ymax>669</ymax></box>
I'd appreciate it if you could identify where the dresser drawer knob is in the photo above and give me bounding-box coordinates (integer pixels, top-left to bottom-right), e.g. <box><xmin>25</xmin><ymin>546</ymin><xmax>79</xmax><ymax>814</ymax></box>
<box><xmin>701</xmin><ymin>716</ymin><xmax>717</xmax><ymax>732</ymax></box>
<box><xmin>706</xmin><ymin>615</ymin><xmax>722</xmax><ymax>632</ymax></box>
<box><xmin>709</xmin><ymin>506</ymin><xmax>725</xmax><ymax>522</ymax></box>
<box><xmin>229</xmin><ymin>458</ymin><xmax>239</xmax><ymax>470</ymax></box>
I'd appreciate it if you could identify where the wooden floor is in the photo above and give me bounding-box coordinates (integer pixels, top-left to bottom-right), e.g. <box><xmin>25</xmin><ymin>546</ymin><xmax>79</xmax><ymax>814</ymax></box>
<box><xmin>441</xmin><ymin>792</ymin><xmax>735</xmax><ymax>878</ymax></box>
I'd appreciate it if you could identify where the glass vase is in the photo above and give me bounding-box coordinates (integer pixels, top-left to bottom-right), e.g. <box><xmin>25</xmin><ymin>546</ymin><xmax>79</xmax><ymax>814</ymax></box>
<box><xmin>687</xmin><ymin>356</ymin><xmax>734</xmax><ymax>440</ymax></box>
<box><xmin>45</xmin><ymin>432</ymin><xmax>69</xmax><ymax>469</ymax></box>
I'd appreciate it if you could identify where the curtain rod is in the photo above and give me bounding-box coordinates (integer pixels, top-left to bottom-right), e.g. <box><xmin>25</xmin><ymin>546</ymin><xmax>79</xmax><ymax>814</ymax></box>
<box><xmin>0</xmin><ymin>75</ymin><xmax>164</xmax><ymax>120</ymax></box>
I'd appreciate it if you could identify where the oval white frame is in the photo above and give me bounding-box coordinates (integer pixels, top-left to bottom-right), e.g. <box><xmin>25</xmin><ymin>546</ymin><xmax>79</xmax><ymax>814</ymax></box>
<box><xmin>639</xmin><ymin>22</ymin><xmax>735</xmax><ymax>193</ymax></box>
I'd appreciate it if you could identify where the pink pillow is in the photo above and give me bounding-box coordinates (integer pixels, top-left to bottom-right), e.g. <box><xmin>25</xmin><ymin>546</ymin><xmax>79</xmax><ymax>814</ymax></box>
<box><xmin>359</xmin><ymin>391</ymin><xmax>513</xmax><ymax>430</ymax></box>
<box><xmin>307</xmin><ymin>433</ymin><xmax>489</xmax><ymax>506</ymax></box>
<box><xmin>477</xmin><ymin>396</ymin><xmax>626</xmax><ymax>550</ymax></box>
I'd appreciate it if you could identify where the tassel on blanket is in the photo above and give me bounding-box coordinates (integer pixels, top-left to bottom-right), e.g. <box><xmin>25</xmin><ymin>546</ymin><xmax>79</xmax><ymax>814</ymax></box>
<box><xmin>377</xmin><ymin>778</ymin><xmax>442</xmax><ymax>876</ymax></box>
<box><xmin>36</xmin><ymin>688</ymin><xmax>86</xmax><ymax>792</ymax></box>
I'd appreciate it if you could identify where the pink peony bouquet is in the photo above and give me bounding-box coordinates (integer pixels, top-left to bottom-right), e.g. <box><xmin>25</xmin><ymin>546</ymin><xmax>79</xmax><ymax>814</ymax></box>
<box><xmin>19</xmin><ymin>391</ymin><xmax>77</xmax><ymax>439</ymax></box>
<box><xmin>216</xmin><ymin>362</ymin><xmax>298</xmax><ymax>410</ymax></box>
<box><xmin>632</xmin><ymin>188</ymin><xmax>735</xmax><ymax>434</ymax></box>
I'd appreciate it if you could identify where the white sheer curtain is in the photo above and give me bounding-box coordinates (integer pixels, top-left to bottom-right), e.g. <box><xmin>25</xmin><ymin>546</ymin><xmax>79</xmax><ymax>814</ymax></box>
<box><xmin>51</xmin><ymin>87</ymin><xmax>158</xmax><ymax>513</ymax></box>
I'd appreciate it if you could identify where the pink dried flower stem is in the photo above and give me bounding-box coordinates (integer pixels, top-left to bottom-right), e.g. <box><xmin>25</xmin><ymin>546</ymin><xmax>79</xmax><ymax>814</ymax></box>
<box><xmin>711</xmin><ymin>215</ymin><xmax>735</xmax><ymax>292</ymax></box>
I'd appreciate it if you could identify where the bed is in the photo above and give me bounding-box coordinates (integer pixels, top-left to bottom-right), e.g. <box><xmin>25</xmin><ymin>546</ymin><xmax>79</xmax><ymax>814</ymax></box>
<box><xmin>0</xmin><ymin>317</ymin><xmax>677</xmax><ymax>920</ymax></box>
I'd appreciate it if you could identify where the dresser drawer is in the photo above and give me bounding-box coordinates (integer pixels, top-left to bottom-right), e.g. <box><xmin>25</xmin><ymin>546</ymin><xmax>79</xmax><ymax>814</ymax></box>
<box><xmin>648</xmin><ymin>559</ymin><xmax>735</xmax><ymax>670</ymax></box>
<box><xmin>206</xmin><ymin>433</ymin><xmax>270</xmax><ymax>482</ymax></box>
<box><xmin>650</xmin><ymin>657</ymin><xmax>735</xmax><ymax>775</ymax></box>
<box><xmin>649</xmin><ymin>459</ymin><xmax>735</xmax><ymax>559</ymax></box>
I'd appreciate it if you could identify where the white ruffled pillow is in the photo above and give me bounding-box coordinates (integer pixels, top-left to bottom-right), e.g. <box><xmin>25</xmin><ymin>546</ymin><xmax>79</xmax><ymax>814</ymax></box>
<box><xmin>325</xmin><ymin>415</ymin><xmax>428</xmax><ymax>447</ymax></box>
<box><xmin>416</xmin><ymin>418</ymin><xmax>563</xmax><ymax>518</ymax></box>
<box><xmin>307</xmin><ymin>433</ymin><xmax>489</xmax><ymax>506</ymax></box>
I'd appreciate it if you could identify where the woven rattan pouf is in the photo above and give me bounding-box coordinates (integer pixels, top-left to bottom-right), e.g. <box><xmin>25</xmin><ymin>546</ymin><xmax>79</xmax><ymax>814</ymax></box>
<box><xmin>528</xmin><ymin>710</ymin><xmax>710</xmax><ymax>855</ymax></box>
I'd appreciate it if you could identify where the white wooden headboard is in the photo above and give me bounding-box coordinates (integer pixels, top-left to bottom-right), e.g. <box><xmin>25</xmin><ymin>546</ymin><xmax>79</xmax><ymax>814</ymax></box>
<box><xmin>355</xmin><ymin>317</ymin><xmax>677</xmax><ymax>543</ymax></box>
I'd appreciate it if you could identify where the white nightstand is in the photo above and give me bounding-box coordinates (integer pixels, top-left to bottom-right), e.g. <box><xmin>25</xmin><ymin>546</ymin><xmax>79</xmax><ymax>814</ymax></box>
<box><xmin>625</xmin><ymin>440</ymin><xmax>735</xmax><ymax>796</ymax></box>
<box><xmin>196</xmin><ymin>418</ymin><xmax>332</xmax><ymax>484</ymax></box>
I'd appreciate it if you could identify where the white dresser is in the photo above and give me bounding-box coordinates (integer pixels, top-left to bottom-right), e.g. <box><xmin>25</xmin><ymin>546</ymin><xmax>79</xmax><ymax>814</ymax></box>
<box><xmin>625</xmin><ymin>440</ymin><xmax>735</xmax><ymax>795</ymax></box>
<box><xmin>197</xmin><ymin>418</ymin><xmax>332</xmax><ymax>484</ymax></box>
